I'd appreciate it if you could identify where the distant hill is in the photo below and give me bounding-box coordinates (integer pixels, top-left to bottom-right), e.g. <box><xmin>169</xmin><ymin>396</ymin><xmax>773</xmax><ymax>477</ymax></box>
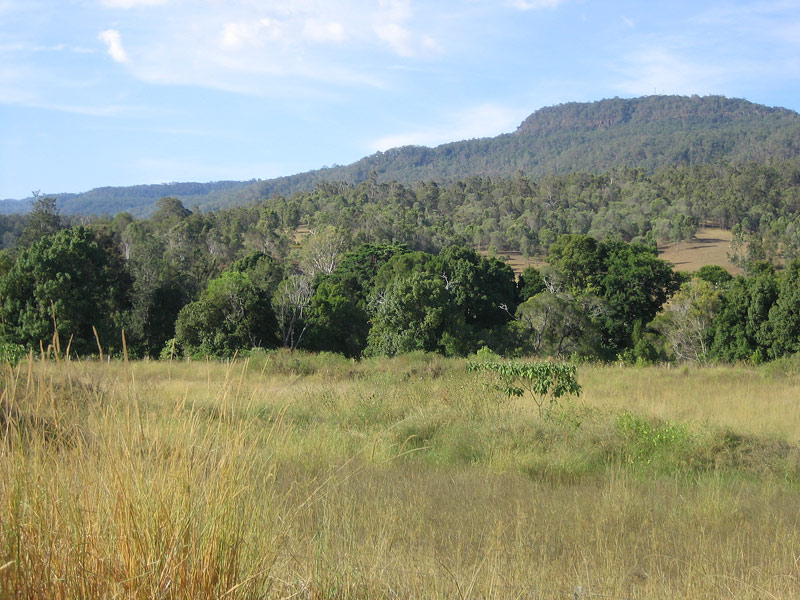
<box><xmin>4</xmin><ymin>95</ymin><xmax>800</xmax><ymax>217</ymax></box>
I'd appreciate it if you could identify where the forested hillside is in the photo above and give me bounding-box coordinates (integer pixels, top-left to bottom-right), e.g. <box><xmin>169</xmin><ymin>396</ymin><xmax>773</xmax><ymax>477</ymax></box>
<box><xmin>1</xmin><ymin>153</ymin><xmax>800</xmax><ymax>365</ymax></box>
<box><xmin>5</xmin><ymin>95</ymin><xmax>800</xmax><ymax>217</ymax></box>
<box><xmin>2</xmin><ymin>159</ymin><xmax>799</xmax><ymax>260</ymax></box>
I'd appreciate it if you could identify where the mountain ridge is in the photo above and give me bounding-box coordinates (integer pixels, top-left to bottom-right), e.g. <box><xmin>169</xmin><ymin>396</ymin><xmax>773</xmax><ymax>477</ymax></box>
<box><xmin>5</xmin><ymin>94</ymin><xmax>800</xmax><ymax>217</ymax></box>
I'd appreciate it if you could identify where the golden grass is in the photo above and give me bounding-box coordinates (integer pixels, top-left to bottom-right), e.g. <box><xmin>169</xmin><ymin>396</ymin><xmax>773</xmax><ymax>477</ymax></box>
<box><xmin>658</xmin><ymin>227</ymin><xmax>740</xmax><ymax>274</ymax></box>
<box><xmin>487</xmin><ymin>227</ymin><xmax>739</xmax><ymax>277</ymax></box>
<box><xmin>481</xmin><ymin>250</ymin><xmax>544</xmax><ymax>276</ymax></box>
<box><xmin>2</xmin><ymin>353</ymin><xmax>800</xmax><ymax>598</ymax></box>
<box><xmin>580</xmin><ymin>363</ymin><xmax>800</xmax><ymax>442</ymax></box>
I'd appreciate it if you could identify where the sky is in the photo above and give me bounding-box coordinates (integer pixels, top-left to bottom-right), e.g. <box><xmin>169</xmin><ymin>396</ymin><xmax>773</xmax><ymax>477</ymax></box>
<box><xmin>1</xmin><ymin>0</ymin><xmax>800</xmax><ymax>200</ymax></box>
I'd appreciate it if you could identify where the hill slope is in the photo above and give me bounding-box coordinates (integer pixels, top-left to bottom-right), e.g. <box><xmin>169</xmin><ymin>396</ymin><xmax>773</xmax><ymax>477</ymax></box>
<box><xmin>5</xmin><ymin>95</ymin><xmax>800</xmax><ymax>217</ymax></box>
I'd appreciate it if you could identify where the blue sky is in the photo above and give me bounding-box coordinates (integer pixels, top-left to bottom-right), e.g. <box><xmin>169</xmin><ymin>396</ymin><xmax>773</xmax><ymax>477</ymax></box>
<box><xmin>1</xmin><ymin>0</ymin><xmax>800</xmax><ymax>200</ymax></box>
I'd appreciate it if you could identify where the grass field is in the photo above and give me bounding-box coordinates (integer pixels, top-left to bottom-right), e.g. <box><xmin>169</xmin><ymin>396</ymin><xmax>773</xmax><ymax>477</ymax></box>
<box><xmin>2</xmin><ymin>351</ymin><xmax>800</xmax><ymax>598</ymax></box>
<box><xmin>658</xmin><ymin>227</ymin><xmax>740</xmax><ymax>274</ymax></box>
<box><xmin>486</xmin><ymin>227</ymin><xmax>738</xmax><ymax>277</ymax></box>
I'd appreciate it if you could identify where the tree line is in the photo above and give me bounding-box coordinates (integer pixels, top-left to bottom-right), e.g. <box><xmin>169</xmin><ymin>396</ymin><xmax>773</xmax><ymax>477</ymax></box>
<box><xmin>0</xmin><ymin>192</ymin><xmax>797</xmax><ymax>364</ymax></box>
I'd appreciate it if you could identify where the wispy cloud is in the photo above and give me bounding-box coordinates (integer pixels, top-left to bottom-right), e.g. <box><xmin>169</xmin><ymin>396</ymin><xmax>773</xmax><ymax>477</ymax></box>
<box><xmin>610</xmin><ymin>1</ymin><xmax>800</xmax><ymax>99</ymax></box>
<box><xmin>373</xmin><ymin>0</ymin><xmax>441</xmax><ymax>57</ymax></box>
<box><xmin>98</xmin><ymin>29</ymin><xmax>129</xmax><ymax>63</ymax></box>
<box><xmin>509</xmin><ymin>0</ymin><xmax>566</xmax><ymax>10</ymax></box>
<box><xmin>219</xmin><ymin>18</ymin><xmax>285</xmax><ymax>49</ymax></box>
<box><xmin>84</xmin><ymin>0</ymin><xmax>448</xmax><ymax>96</ymax></box>
<box><xmin>100</xmin><ymin>0</ymin><xmax>168</xmax><ymax>8</ymax></box>
<box><xmin>303</xmin><ymin>20</ymin><xmax>347</xmax><ymax>44</ymax></box>
<box><xmin>370</xmin><ymin>103</ymin><xmax>528</xmax><ymax>150</ymax></box>
<box><xmin>612</xmin><ymin>44</ymin><xmax>733</xmax><ymax>97</ymax></box>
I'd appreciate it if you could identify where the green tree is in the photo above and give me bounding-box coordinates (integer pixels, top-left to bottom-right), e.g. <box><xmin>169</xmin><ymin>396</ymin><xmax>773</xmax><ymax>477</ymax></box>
<box><xmin>122</xmin><ymin>221</ymin><xmax>186</xmax><ymax>356</ymax></box>
<box><xmin>517</xmin><ymin>265</ymin><xmax>546</xmax><ymax>302</ymax></box>
<box><xmin>466</xmin><ymin>360</ymin><xmax>581</xmax><ymax>416</ymax></box>
<box><xmin>695</xmin><ymin>265</ymin><xmax>733</xmax><ymax>288</ymax></box>
<box><xmin>766</xmin><ymin>260</ymin><xmax>800</xmax><ymax>358</ymax></box>
<box><xmin>229</xmin><ymin>251</ymin><xmax>285</xmax><ymax>297</ymax></box>
<box><xmin>547</xmin><ymin>234</ymin><xmax>603</xmax><ymax>295</ymax></box>
<box><xmin>512</xmin><ymin>291</ymin><xmax>600</xmax><ymax>357</ymax></box>
<box><xmin>438</xmin><ymin>245</ymin><xmax>518</xmax><ymax>336</ymax></box>
<box><xmin>304</xmin><ymin>278</ymin><xmax>368</xmax><ymax>357</ymax></box>
<box><xmin>18</xmin><ymin>195</ymin><xmax>63</xmax><ymax>249</ymax></box>
<box><xmin>174</xmin><ymin>271</ymin><xmax>278</xmax><ymax>358</ymax></box>
<box><xmin>598</xmin><ymin>241</ymin><xmax>682</xmax><ymax>354</ymax></box>
<box><xmin>0</xmin><ymin>227</ymin><xmax>131</xmax><ymax>355</ymax></box>
<box><xmin>710</xmin><ymin>266</ymin><xmax>779</xmax><ymax>362</ymax></box>
<box><xmin>653</xmin><ymin>278</ymin><xmax>720</xmax><ymax>362</ymax></box>
<box><xmin>365</xmin><ymin>271</ymin><xmax>464</xmax><ymax>356</ymax></box>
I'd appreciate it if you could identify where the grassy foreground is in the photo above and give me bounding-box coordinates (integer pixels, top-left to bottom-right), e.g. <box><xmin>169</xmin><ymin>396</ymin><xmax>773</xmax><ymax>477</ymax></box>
<box><xmin>2</xmin><ymin>351</ymin><xmax>800</xmax><ymax>599</ymax></box>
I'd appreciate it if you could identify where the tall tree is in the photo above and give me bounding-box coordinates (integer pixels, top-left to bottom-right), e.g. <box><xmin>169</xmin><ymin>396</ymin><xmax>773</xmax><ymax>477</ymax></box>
<box><xmin>0</xmin><ymin>227</ymin><xmax>131</xmax><ymax>355</ymax></box>
<box><xmin>18</xmin><ymin>194</ymin><xmax>63</xmax><ymax>249</ymax></box>
<box><xmin>174</xmin><ymin>271</ymin><xmax>278</xmax><ymax>358</ymax></box>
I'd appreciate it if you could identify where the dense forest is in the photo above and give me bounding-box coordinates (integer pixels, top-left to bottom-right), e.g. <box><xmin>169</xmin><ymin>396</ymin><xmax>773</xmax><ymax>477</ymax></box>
<box><xmin>5</xmin><ymin>95</ymin><xmax>800</xmax><ymax>218</ymax></box>
<box><xmin>1</xmin><ymin>153</ymin><xmax>800</xmax><ymax>365</ymax></box>
<box><xmin>5</xmin><ymin>159</ymin><xmax>799</xmax><ymax>263</ymax></box>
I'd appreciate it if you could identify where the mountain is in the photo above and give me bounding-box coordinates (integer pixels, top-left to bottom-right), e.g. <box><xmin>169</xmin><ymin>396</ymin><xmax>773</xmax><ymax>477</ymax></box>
<box><xmin>4</xmin><ymin>95</ymin><xmax>800</xmax><ymax>217</ymax></box>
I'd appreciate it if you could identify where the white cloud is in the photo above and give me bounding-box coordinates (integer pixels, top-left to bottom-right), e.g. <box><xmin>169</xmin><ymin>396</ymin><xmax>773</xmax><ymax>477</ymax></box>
<box><xmin>622</xmin><ymin>16</ymin><xmax>635</xmax><ymax>28</ymax></box>
<box><xmin>98</xmin><ymin>29</ymin><xmax>129</xmax><ymax>63</ymax></box>
<box><xmin>372</xmin><ymin>0</ymin><xmax>441</xmax><ymax>57</ymax></box>
<box><xmin>370</xmin><ymin>103</ymin><xmax>528</xmax><ymax>150</ymax></box>
<box><xmin>99</xmin><ymin>0</ymin><xmax>168</xmax><ymax>8</ymax></box>
<box><xmin>220</xmin><ymin>18</ymin><xmax>285</xmax><ymax>49</ymax></box>
<box><xmin>374</xmin><ymin>22</ymin><xmax>413</xmax><ymax>56</ymax></box>
<box><xmin>303</xmin><ymin>20</ymin><xmax>346</xmax><ymax>44</ymax></box>
<box><xmin>100</xmin><ymin>1</ymin><xmax>443</xmax><ymax>94</ymax></box>
<box><xmin>613</xmin><ymin>46</ymin><xmax>728</xmax><ymax>96</ymax></box>
<box><xmin>0</xmin><ymin>0</ymin><xmax>440</xmax><ymax>102</ymax></box>
<box><xmin>509</xmin><ymin>0</ymin><xmax>566</xmax><ymax>10</ymax></box>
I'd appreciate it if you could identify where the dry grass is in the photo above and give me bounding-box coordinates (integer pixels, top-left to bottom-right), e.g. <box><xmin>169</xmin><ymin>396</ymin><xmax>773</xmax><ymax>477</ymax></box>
<box><xmin>481</xmin><ymin>250</ymin><xmax>544</xmax><ymax>276</ymax></box>
<box><xmin>486</xmin><ymin>228</ymin><xmax>739</xmax><ymax>278</ymax></box>
<box><xmin>2</xmin><ymin>352</ymin><xmax>800</xmax><ymax>598</ymax></box>
<box><xmin>580</xmin><ymin>362</ymin><xmax>800</xmax><ymax>442</ymax></box>
<box><xmin>658</xmin><ymin>227</ymin><xmax>740</xmax><ymax>274</ymax></box>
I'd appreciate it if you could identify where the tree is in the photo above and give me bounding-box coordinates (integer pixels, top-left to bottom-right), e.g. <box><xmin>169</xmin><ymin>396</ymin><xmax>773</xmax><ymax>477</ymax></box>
<box><xmin>547</xmin><ymin>234</ymin><xmax>603</xmax><ymax>295</ymax></box>
<box><xmin>517</xmin><ymin>265</ymin><xmax>546</xmax><ymax>302</ymax></box>
<box><xmin>299</xmin><ymin>225</ymin><xmax>350</xmax><ymax>278</ymax></box>
<box><xmin>710</xmin><ymin>266</ymin><xmax>778</xmax><ymax>362</ymax></box>
<box><xmin>272</xmin><ymin>274</ymin><xmax>314</xmax><ymax>350</ymax></box>
<box><xmin>304</xmin><ymin>278</ymin><xmax>368</xmax><ymax>357</ymax></box>
<box><xmin>174</xmin><ymin>271</ymin><xmax>278</xmax><ymax>358</ymax></box>
<box><xmin>597</xmin><ymin>241</ymin><xmax>682</xmax><ymax>355</ymax></box>
<box><xmin>229</xmin><ymin>251</ymin><xmax>284</xmax><ymax>297</ymax></box>
<box><xmin>653</xmin><ymin>278</ymin><xmax>720</xmax><ymax>362</ymax></box>
<box><xmin>0</xmin><ymin>227</ymin><xmax>131</xmax><ymax>355</ymax></box>
<box><xmin>365</xmin><ymin>271</ymin><xmax>464</xmax><ymax>356</ymax></box>
<box><xmin>695</xmin><ymin>265</ymin><xmax>733</xmax><ymax>288</ymax></box>
<box><xmin>438</xmin><ymin>245</ymin><xmax>518</xmax><ymax>336</ymax></box>
<box><xmin>766</xmin><ymin>260</ymin><xmax>800</xmax><ymax>358</ymax></box>
<box><xmin>545</xmin><ymin>235</ymin><xmax>681</xmax><ymax>357</ymax></box>
<box><xmin>512</xmin><ymin>291</ymin><xmax>600</xmax><ymax>358</ymax></box>
<box><xmin>18</xmin><ymin>194</ymin><xmax>63</xmax><ymax>249</ymax></box>
<box><xmin>122</xmin><ymin>221</ymin><xmax>186</xmax><ymax>356</ymax></box>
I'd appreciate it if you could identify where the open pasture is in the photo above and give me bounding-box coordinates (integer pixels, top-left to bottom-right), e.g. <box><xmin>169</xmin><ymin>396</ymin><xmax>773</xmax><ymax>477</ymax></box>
<box><xmin>2</xmin><ymin>351</ymin><xmax>800</xmax><ymax>599</ymax></box>
<box><xmin>657</xmin><ymin>227</ymin><xmax>739</xmax><ymax>274</ymax></box>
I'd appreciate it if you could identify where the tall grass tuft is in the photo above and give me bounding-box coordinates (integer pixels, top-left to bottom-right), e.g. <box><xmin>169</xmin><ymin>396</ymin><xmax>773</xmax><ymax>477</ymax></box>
<box><xmin>2</xmin><ymin>353</ymin><xmax>800</xmax><ymax>598</ymax></box>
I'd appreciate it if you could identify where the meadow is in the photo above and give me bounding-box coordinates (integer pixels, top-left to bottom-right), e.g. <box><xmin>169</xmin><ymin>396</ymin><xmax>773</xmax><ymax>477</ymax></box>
<box><xmin>2</xmin><ymin>350</ymin><xmax>800</xmax><ymax>598</ymax></box>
